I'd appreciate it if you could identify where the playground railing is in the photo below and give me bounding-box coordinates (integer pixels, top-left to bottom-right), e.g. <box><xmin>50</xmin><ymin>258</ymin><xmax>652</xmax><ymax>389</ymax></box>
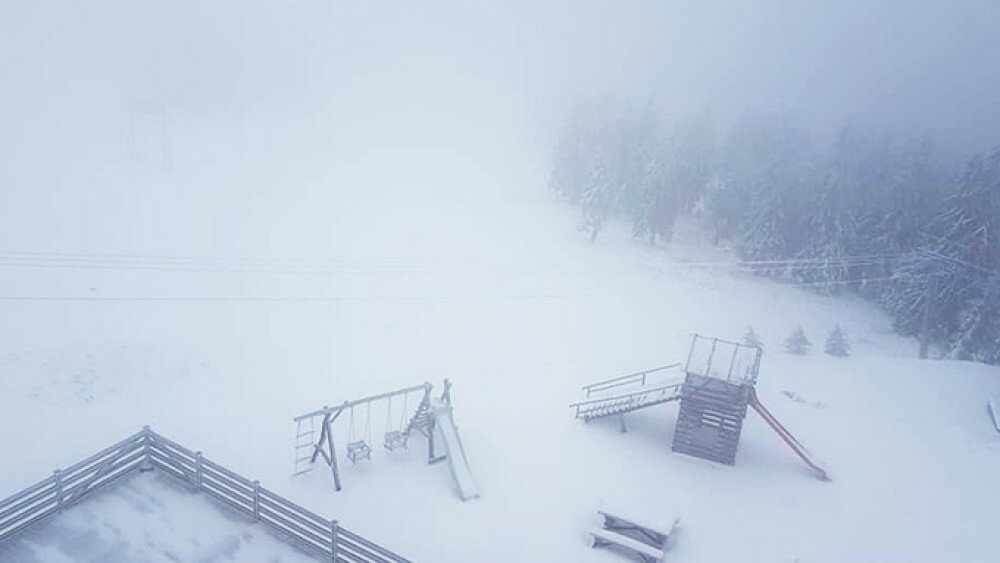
<box><xmin>582</xmin><ymin>364</ymin><xmax>682</xmax><ymax>397</ymax></box>
<box><xmin>571</xmin><ymin>381</ymin><xmax>685</xmax><ymax>417</ymax></box>
<box><xmin>684</xmin><ymin>334</ymin><xmax>761</xmax><ymax>387</ymax></box>
<box><xmin>0</xmin><ymin>427</ymin><xmax>410</xmax><ymax>562</ymax></box>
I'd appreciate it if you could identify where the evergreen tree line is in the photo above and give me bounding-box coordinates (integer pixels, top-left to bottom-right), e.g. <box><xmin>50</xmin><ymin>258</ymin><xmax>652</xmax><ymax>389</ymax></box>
<box><xmin>549</xmin><ymin>104</ymin><xmax>1000</xmax><ymax>364</ymax></box>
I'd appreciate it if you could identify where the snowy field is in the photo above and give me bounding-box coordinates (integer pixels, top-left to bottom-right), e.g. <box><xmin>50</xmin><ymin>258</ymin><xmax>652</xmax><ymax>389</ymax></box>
<box><xmin>2</xmin><ymin>149</ymin><xmax>999</xmax><ymax>562</ymax></box>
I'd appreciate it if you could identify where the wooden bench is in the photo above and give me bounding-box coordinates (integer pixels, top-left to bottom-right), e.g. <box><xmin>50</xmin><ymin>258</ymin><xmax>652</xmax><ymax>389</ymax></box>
<box><xmin>590</xmin><ymin>511</ymin><xmax>678</xmax><ymax>562</ymax></box>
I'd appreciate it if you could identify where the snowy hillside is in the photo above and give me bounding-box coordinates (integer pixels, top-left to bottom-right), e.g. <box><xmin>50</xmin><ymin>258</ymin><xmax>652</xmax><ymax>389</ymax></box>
<box><xmin>1</xmin><ymin>182</ymin><xmax>998</xmax><ymax>561</ymax></box>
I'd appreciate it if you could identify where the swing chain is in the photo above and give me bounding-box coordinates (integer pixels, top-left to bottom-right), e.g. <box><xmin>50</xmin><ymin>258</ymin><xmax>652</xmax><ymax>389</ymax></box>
<box><xmin>364</xmin><ymin>402</ymin><xmax>372</xmax><ymax>443</ymax></box>
<box><xmin>347</xmin><ymin>405</ymin><xmax>356</xmax><ymax>442</ymax></box>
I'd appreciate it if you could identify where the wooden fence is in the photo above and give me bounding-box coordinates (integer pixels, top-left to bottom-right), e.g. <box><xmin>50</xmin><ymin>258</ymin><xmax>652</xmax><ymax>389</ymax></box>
<box><xmin>0</xmin><ymin>427</ymin><xmax>410</xmax><ymax>562</ymax></box>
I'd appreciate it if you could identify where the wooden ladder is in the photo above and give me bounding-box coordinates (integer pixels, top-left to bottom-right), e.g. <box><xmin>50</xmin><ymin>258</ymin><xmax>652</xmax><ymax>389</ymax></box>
<box><xmin>292</xmin><ymin>417</ymin><xmax>316</xmax><ymax>476</ymax></box>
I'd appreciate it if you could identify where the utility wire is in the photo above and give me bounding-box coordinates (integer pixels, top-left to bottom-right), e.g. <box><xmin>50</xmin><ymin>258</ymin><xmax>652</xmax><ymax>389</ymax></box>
<box><xmin>771</xmin><ymin>273</ymin><xmax>933</xmax><ymax>288</ymax></box>
<box><xmin>920</xmin><ymin>250</ymin><xmax>996</xmax><ymax>278</ymax></box>
<box><xmin>0</xmin><ymin>273</ymin><xmax>935</xmax><ymax>303</ymax></box>
<box><xmin>0</xmin><ymin>250</ymin><xmax>921</xmax><ymax>275</ymax></box>
<box><xmin>0</xmin><ymin>249</ymin><xmax>417</xmax><ymax>266</ymax></box>
<box><xmin>0</xmin><ymin>247</ymin><xmax>939</xmax><ymax>304</ymax></box>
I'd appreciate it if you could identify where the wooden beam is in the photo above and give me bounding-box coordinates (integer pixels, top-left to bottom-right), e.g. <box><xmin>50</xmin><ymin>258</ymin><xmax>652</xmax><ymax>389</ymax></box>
<box><xmin>310</xmin><ymin>412</ymin><xmax>331</xmax><ymax>464</ymax></box>
<box><xmin>65</xmin><ymin>441</ymin><xmax>137</xmax><ymax>505</ymax></box>
<box><xmin>294</xmin><ymin>383</ymin><xmax>431</xmax><ymax>421</ymax></box>
<box><xmin>426</xmin><ymin>416</ymin><xmax>437</xmax><ymax>464</ymax></box>
<box><xmin>327</xmin><ymin>418</ymin><xmax>342</xmax><ymax>492</ymax></box>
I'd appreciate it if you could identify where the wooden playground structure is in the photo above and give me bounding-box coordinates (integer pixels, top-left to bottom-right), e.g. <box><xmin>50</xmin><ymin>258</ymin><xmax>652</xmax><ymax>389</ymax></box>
<box><xmin>293</xmin><ymin>379</ymin><xmax>480</xmax><ymax>501</ymax></box>
<box><xmin>571</xmin><ymin>334</ymin><xmax>830</xmax><ymax>480</ymax></box>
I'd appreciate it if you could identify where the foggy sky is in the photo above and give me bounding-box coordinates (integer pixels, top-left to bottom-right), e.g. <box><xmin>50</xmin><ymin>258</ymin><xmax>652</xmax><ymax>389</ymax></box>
<box><xmin>1</xmin><ymin>1</ymin><xmax>998</xmax><ymax>183</ymax></box>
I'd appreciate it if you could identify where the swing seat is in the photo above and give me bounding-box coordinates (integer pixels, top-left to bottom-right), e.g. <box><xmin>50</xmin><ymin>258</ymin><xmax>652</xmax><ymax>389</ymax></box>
<box><xmin>346</xmin><ymin>440</ymin><xmax>371</xmax><ymax>464</ymax></box>
<box><xmin>383</xmin><ymin>430</ymin><xmax>408</xmax><ymax>451</ymax></box>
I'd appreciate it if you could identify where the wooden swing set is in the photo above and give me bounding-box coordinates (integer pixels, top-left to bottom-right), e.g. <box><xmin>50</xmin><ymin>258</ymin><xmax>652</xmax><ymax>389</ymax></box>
<box><xmin>293</xmin><ymin>381</ymin><xmax>452</xmax><ymax>491</ymax></box>
<box><xmin>339</xmin><ymin>388</ymin><xmax>416</xmax><ymax>464</ymax></box>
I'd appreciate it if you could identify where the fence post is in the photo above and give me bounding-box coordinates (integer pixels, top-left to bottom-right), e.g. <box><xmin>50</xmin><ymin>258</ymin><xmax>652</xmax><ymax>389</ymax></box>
<box><xmin>330</xmin><ymin>519</ymin><xmax>339</xmax><ymax>562</ymax></box>
<box><xmin>194</xmin><ymin>452</ymin><xmax>204</xmax><ymax>489</ymax></box>
<box><xmin>252</xmin><ymin>480</ymin><xmax>261</xmax><ymax>521</ymax></box>
<box><xmin>140</xmin><ymin>426</ymin><xmax>153</xmax><ymax>472</ymax></box>
<box><xmin>53</xmin><ymin>470</ymin><xmax>63</xmax><ymax>507</ymax></box>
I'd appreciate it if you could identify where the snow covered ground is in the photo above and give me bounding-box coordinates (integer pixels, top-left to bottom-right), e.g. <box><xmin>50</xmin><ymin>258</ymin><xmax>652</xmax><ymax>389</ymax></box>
<box><xmin>0</xmin><ymin>471</ymin><xmax>316</xmax><ymax>562</ymax></box>
<box><xmin>2</xmin><ymin>167</ymin><xmax>999</xmax><ymax>561</ymax></box>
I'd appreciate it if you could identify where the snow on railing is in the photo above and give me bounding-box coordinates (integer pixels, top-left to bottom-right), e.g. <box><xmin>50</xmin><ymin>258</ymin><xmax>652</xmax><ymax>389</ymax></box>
<box><xmin>0</xmin><ymin>427</ymin><xmax>410</xmax><ymax>562</ymax></box>
<box><xmin>684</xmin><ymin>334</ymin><xmax>761</xmax><ymax>386</ymax></box>
<box><xmin>0</xmin><ymin>428</ymin><xmax>148</xmax><ymax>543</ymax></box>
<box><xmin>570</xmin><ymin>381</ymin><xmax>685</xmax><ymax>419</ymax></box>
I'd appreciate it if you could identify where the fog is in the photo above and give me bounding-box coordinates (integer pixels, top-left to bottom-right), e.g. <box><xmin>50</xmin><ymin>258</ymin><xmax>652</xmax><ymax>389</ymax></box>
<box><xmin>3</xmin><ymin>4</ymin><xmax>1000</xmax><ymax>561</ymax></box>
<box><xmin>1</xmin><ymin>0</ymin><xmax>998</xmax><ymax>253</ymax></box>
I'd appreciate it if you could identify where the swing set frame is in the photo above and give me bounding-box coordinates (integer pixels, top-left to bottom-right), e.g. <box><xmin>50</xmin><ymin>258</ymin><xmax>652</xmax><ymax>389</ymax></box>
<box><xmin>294</xmin><ymin>381</ymin><xmax>440</xmax><ymax>491</ymax></box>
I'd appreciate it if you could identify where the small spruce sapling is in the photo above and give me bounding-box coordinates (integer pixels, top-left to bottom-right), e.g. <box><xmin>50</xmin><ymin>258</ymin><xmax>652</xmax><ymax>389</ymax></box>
<box><xmin>824</xmin><ymin>324</ymin><xmax>851</xmax><ymax>357</ymax></box>
<box><xmin>784</xmin><ymin>327</ymin><xmax>811</xmax><ymax>355</ymax></box>
<box><xmin>742</xmin><ymin>326</ymin><xmax>764</xmax><ymax>349</ymax></box>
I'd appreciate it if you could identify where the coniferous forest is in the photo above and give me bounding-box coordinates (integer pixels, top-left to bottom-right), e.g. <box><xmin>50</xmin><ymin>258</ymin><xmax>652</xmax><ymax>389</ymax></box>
<box><xmin>550</xmin><ymin>105</ymin><xmax>1000</xmax><ymax>364</ymax></box>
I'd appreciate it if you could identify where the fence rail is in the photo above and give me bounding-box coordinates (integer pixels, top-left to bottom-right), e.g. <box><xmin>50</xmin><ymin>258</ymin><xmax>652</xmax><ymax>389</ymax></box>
<box><xmin>582</xmin><ymin>364</ymin><xmax>681</xmax><ymax>397</ymax></box>
<box><xmin>0</xmin><ymin>427</ymin><xmax>410</xmax><ymax>562</ymax></box>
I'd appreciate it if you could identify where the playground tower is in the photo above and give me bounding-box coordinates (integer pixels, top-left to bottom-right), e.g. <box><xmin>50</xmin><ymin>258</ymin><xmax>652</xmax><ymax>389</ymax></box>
<box><xmin>571</xmin><ymin>334</ymin><xmax>828</xmax><ymax>480</ymax></box>
<box><xmin>670</xmin><ymin>335</ymin><xmax>761</xmax><ymax>466</ymax></box>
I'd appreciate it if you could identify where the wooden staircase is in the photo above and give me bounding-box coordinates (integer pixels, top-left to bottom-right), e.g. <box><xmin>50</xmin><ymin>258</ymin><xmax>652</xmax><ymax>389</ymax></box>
<box><xmin>572</xmin><ymin>383</ymin><xmax>684</xmax><ymax>422</ymax></box>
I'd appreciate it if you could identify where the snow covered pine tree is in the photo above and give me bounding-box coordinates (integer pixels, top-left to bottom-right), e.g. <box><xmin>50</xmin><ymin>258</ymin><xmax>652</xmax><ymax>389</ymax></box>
<box><xmin>785</xmin><ymin>327</ymin><xmax>812</xmax><ymax>355</ymax></box>
<box><xmin>742</xmin><ymin>326</ymin><xmax>764</xmax><ymax>349</ymax></box>
<box><xmin>824</xmin><ymin>325</ymin><xmax>850</xmax><ymax>357</ymax></box>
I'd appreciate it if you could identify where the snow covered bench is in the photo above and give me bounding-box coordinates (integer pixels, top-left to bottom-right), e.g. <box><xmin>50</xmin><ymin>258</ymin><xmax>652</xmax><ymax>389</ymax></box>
<box><xmin>591</xmin><ymin>528</ymin><xmax>664</xmax><ymax>562</ymax></box>
<box><xmin>590</xmin><ymin>511</ymin><xmax>678</xmax><ymax>562</ymax></box>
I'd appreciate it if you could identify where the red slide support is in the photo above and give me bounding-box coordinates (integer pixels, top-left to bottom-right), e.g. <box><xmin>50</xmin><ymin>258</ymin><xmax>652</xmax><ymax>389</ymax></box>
<box><xmin>748</xmin><ymin>388</ymin><xmax>830</xmax><ymax>481</ymax></box>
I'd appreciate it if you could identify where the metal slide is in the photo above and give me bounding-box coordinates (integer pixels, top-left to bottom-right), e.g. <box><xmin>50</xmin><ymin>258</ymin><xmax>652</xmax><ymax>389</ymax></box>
<box><xmin>431</xmin><ymin>400</ymin><xmax>480</xmax><ymax>501</ymax></box>
<box><xmin>748</xmin><ymin>388</ymin><xmax>830</xmax><ymax>481</ymax></box>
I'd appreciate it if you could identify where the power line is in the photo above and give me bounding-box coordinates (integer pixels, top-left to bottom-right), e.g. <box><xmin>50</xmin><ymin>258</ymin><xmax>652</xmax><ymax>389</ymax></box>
<box><xmin>0</xmin><ymin>248</ymin><xmax>937</xmax><ymax>305</ymax></box>
<box><xmin>0</xmin><ymin>249</ymin><xmax>920</xmax><ymax>275</ymax></box>
<box><xmin>775</xmin><ymin>273</ymin><xmax>932</xmax><ymax>288</ymax></box>
<box><xmin>0</xmin><ymin>271</ymin><xmax>934</xmax><ymax>303</ymax></box>
<box><xmin>0</xmin><ymin>291</ymin><xmax>633</xmax><ymax>303</ymax></box>
<box><xmin>921</xmin><ymin>250</ymin><xmax>996</xmax><ymax>278</ymax></box>
<box><xmin>0</xmin><ymin>249</ymin><xmax>416</xmax><ymax>267</ymax></box>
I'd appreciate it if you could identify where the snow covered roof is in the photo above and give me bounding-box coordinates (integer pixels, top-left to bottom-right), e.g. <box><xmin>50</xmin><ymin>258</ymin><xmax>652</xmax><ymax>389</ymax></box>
<box><xmin>0</xmin><ymin>427</ymin><xmax>408</xmax><ymax>562</ymax></box>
